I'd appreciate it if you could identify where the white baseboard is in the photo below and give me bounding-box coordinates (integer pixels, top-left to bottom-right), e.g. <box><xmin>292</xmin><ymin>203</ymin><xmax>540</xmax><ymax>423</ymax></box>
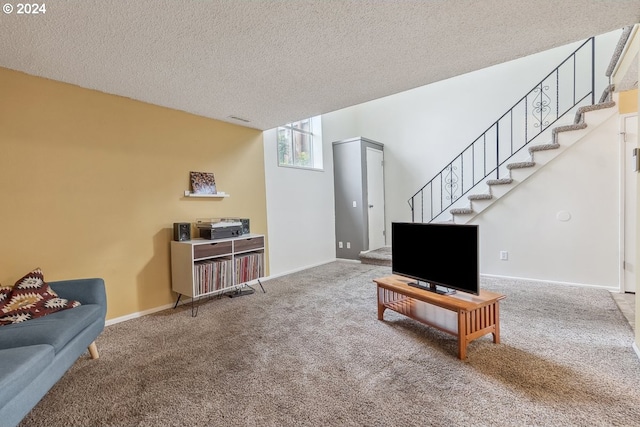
<box><xmin>105</xmin><ymin>302</ymin><xmax>176</xmax><ymax>326</ymax></box>
<box><xmin>105</xmin><ymin>291</ymin><xmax>251</xmax><ymax>327</ymax></box>
<box><xmin>263</xmin><ymin>258</ymin><xmax>338</xmax><ymax>281</ymax></box>
<box><xmin>105</xmin><ymin>259</ymin><xmax>340</xmax><ymax>326</ymax></box>
<box><xmin>481</xmin><ymin>273</ymin><xmax>619</xmax><ymax>292</ymax></box>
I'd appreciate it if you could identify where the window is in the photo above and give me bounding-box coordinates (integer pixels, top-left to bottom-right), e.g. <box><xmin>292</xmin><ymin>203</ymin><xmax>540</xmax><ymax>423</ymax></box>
<box><xmin>277</xmin><ymin>116</ymin><xmax>323</xmax><ymax>170</ymax></box>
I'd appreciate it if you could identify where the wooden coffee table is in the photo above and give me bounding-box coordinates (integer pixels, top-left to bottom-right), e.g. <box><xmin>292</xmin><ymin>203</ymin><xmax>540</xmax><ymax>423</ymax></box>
<box><xmin>374</xmin><ymin>275</ymin><xmax>505</xmax><ymax>360</ymax></box>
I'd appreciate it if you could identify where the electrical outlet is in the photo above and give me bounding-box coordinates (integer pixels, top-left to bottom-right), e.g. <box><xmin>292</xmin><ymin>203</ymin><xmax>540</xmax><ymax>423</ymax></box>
<box><xmin>339</xmin><ymin>241</ymin><xmax>343</xmax><ymax>248</ymax></box>
<box><xmin>500</xmin><ymin>251</ymin><xmax>508</xmax><ymax>261</ymax></box>
<box><xmin>346</xmin><ymin>242</ymin><xmax>351</xmax><ymax>249</ymax></box>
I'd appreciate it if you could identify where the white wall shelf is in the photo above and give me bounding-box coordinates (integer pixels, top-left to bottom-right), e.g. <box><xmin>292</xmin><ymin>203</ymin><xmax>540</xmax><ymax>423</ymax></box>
<box><xmin>183</xmin><ymin>191</ymin><xmax>230</xmax><ymax>198</ymax></box>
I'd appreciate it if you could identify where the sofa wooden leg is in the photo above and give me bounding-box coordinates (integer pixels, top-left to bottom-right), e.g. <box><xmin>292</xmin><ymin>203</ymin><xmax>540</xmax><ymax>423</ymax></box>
<box><xmin>88</xmin><ymin>341</ymin><xmax>99</xmax><ymax>359</ymax></box>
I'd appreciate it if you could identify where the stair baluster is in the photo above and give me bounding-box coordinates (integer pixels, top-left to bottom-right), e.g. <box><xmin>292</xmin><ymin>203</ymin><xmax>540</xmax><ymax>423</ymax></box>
<box><xmin>408</xmin><ymin>37</ymin><xmax>602</xmax><ymax>223</ymax></box>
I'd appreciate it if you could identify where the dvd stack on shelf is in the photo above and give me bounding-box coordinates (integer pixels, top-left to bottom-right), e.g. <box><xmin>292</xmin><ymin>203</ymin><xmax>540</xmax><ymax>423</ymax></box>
<box><xmin>235</xmin><ymin>252</ymin><xmax>264</xmax><ymax>284</ymax></box>
<box><xmin>193</xmin><ymin>257</ymin><xmax>233</xmax><ymax>295</ymax></box>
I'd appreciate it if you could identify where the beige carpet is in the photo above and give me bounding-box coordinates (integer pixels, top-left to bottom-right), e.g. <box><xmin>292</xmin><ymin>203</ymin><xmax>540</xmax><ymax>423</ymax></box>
<box><xmin>20</xmin><ymin>261</ymin><xmax>640</xmax><ymax>426</ymax></box>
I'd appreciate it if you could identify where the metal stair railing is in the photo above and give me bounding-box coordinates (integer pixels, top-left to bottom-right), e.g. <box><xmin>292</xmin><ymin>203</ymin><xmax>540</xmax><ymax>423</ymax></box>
<box><xmin>409</xmin><ymin>37</ymin><xmax>596</xmax><ymax>223</ymax></box>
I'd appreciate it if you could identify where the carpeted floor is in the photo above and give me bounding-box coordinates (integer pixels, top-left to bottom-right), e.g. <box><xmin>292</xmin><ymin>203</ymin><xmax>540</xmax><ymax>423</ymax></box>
<box><xmin>20</xmin><ymin>261</ymin><xmax>640</xmax><ymax>426</ymax></box>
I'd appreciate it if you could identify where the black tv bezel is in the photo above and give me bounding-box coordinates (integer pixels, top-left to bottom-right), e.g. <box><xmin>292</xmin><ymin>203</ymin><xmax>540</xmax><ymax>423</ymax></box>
<box><xmin>391</xmin><ymin>222</ymin><xmax>480</xmax><ymax>296</ymax></box>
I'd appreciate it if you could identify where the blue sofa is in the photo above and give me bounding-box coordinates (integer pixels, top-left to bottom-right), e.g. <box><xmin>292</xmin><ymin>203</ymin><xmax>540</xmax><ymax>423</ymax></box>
<box><xmin>0</xmin><ymin>278</ymin><xmax>107</xmax><ymax>427</ymax></box>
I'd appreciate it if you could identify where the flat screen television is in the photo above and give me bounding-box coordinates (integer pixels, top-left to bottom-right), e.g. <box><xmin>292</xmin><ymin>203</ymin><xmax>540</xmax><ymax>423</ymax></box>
<box><xmin>391</xmin><ymin>222</ymin><xmax>479</xmax><ymax>295</ymax></box>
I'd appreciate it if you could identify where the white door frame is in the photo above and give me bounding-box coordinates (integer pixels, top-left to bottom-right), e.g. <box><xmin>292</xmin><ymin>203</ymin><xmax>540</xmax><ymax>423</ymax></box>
<box><xmin>366</xmin><ymin>147</ymin><xmax>385</xmax><ymax>250</ymax></box>
<box><xmin>620</xmin><ymin>112</ymin><xmax>638</xmax><ymax>293</ymax></box>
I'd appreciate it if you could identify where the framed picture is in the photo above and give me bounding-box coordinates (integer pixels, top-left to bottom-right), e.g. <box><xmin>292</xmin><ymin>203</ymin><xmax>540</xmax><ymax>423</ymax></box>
<box><xmin>190</xmin><ymin>172</ymin><xmax>217</xmax><ymax>194</ymax></box>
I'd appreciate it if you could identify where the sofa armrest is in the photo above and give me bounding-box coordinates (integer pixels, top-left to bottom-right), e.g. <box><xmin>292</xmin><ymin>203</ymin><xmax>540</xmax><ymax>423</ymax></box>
<box><xmin>48</xmin><ymin>278</ymin><xmax>107</xmax><ymax>317</ymax></box>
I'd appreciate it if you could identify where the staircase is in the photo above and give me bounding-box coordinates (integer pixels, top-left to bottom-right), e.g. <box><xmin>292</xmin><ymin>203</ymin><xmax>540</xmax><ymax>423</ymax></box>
<box><xmin>447</xmin><ymin>97</ymin><xmax>617</xmax><ymax>222</ymax></box>
<box><xmin>408</xmin><ymin>27</ymin><xmax>633</xmax><ymax>224</ymax></box>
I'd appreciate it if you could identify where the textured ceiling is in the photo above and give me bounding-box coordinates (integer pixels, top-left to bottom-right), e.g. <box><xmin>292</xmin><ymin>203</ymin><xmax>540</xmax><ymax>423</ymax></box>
<box><xmin>1</xmin><ymin>0</ymin><xmax>639</xmax><ymax>130</ymax></box>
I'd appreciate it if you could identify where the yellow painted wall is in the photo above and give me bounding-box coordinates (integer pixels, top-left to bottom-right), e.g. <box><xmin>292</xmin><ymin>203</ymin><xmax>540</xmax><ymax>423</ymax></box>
<box><xmin>619</xmin><ymin>89</ymin><xmax>638</xmax><ymax>114</ymax></box>
<box><xmin>0</xmin><ymin>68</ymin><xmax>268</xmax><ymax>320</ymax></box>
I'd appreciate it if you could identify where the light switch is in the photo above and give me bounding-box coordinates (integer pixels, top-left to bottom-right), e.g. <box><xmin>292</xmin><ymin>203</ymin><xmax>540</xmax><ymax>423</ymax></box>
<box><xmin>352</xmin><ymin>201</ymin><xmax>357</xmax><ymax>208</ymax></box>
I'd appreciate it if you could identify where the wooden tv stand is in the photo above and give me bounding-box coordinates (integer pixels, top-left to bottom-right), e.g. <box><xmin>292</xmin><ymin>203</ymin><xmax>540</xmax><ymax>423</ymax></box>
<box><xmin>373</xmin><ymin>275</ymin><xmax>505</xmax><ymax>360</ymax></box>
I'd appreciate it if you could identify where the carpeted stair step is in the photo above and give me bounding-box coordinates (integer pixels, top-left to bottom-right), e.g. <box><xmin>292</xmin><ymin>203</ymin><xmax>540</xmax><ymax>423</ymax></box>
<box><xmin>554</xmin><ymin>122</ymin><xmax>587</xmax><ymax>135</ymax></box>
<box><xmin>599</xmin><ymin>84</ymin><xmax>616</xmax><ymax>103</ymax></box>
<box><xmin>487</xmin><ymin>178</ymin><xmax>513</xmax><ymax>186</ymax></box>
<box><xmin>468</xmin><ymin>193</ymin><xmax>492</xmax><ymax>201</ymax></box>
<box><xmin>450</xmin><ymin>207</ymin><xmax>474</xmax><ymax>215</ymax></box>
<box><xmin>574</xmin><ymin>101</ymin><xmax>616</xmax><ymax>124</ymax></box>
<box><xmin>528</xmin><ymin>143</ymin><xmax>560</xmax><ymax>154</ymax></box>
<box><xmin>506</xmin><ymin>161</ymin><xmax>535</xmax><ymax>170</ymax></box>
<box><xmin>359</xmin><ymin>246</ymin><xmax>391</xmax><ymax>266</ymax></box>
<box><xmin>547</xmin><ymin>101</ymin><xmax>614</xmax><ymax>146</ymax></box>
<box><xmin>528</xmin><ymin>100</ymin><xmax>616</xmax><ymax>157</ymax></box>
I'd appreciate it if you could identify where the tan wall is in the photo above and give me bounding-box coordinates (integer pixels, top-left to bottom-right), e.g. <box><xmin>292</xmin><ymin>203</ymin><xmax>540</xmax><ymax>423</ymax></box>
<box><xmin>0</xmin><ymin>68</ymin><xmax>268</xmax><ymax>320</ymax></box>
<box><xmin>619</xmin><ymin>89</ymin><xmax>638</xmax><ymax>114</ymax></box>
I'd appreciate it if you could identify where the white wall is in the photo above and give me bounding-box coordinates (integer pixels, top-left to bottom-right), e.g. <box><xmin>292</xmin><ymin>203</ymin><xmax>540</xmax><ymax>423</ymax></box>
<box><xmin>321</xmin><ymin>105</ymin><xmax>360</xmax><ymax>147</ymax></box>
<box><xmin>321</xmin><ymin>29</ymin><xmax>622</xmax><ymax>287</ymax></box>
<box><xmin>263</xmin><ymin>125</ymin><xmax>336</xmax><ymax>276</ymax></box>
<box><xmin>470</xmin><ymin>113</ymin><xmax>620</xmax><ymax>288</ymax></box>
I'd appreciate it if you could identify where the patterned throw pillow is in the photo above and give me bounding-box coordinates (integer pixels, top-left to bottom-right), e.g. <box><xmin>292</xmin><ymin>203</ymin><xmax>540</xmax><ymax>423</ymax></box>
<box><xmin>0</xmin><ymin>283</ymin><xmax>11</xmax><ymax>305</ymax></box>
<box><xmin>0</xmin><ymin>268</ymin><xmax>81</xmax><ymax>326</ymax></box>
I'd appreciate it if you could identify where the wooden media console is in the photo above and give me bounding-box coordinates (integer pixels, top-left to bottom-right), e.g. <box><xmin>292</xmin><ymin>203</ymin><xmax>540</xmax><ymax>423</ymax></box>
<box><xmin>373</xmin><ymin>275</ymin><xmax>505</xmax><ymax>360</ymax></box>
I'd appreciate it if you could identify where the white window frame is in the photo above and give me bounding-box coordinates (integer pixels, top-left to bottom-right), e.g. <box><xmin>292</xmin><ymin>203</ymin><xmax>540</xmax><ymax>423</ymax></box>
<box><xmin>277</xmin><ymin>116</ymin><xmax>323</xmax><ymax>171</ymax></box>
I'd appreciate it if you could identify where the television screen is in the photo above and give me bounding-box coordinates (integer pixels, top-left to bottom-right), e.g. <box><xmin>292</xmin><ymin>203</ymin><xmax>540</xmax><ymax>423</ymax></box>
<box><xmin>391</xmin><ymin>222</ymin><xmax>479</xmax><ymax>295</ymax></box>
